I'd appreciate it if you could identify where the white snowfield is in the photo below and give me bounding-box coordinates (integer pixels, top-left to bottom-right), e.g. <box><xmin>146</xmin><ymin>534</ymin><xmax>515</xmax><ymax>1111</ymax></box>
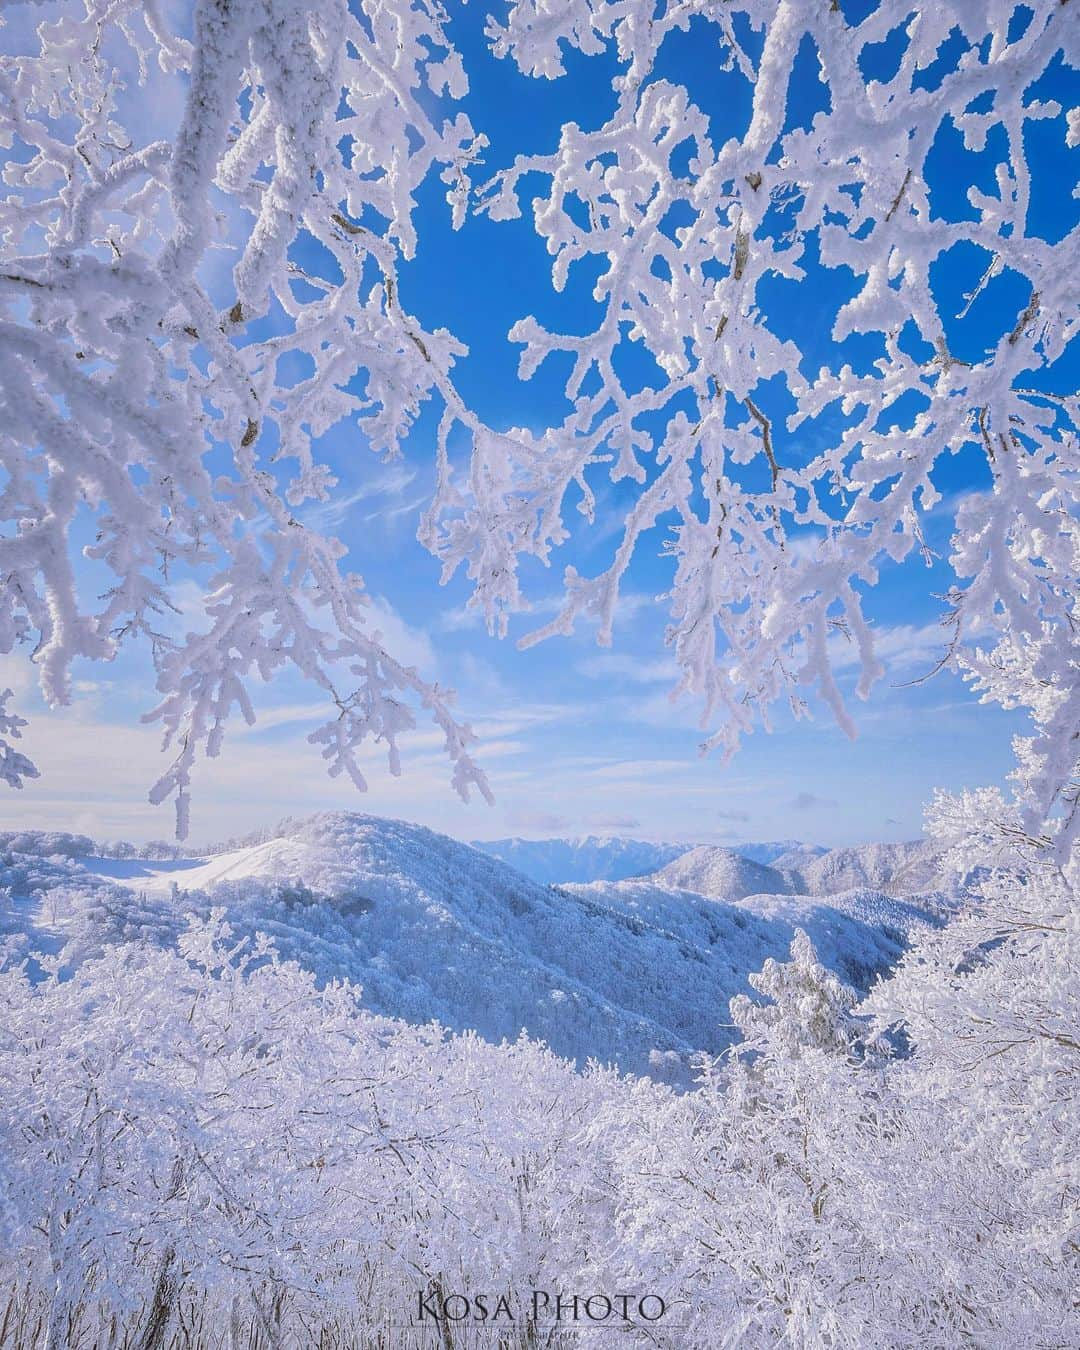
<box><xmin>1</xmin><ymin>813</ymin><xmax>963</xmax><ymax>1081</ymax></box>
<box><xmin>88</xmin><ymin>837</ymin><xmax>331</xmax><ymax>896</ymax></box>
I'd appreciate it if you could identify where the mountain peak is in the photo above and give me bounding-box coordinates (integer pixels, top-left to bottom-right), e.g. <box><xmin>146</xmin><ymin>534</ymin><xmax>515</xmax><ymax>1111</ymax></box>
<box><xmin>650</xmin><ymin>846</ymin><xmax>792</xmax><ymax>901</ymax></box>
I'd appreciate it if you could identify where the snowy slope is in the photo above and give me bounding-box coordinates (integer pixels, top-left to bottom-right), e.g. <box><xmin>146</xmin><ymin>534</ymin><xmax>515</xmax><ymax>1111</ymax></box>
<box><xmin>780</xmin><ymin>841</ymin><xmax>948</xmax><ymax>896</ymax></box>
<box><xmin>724</xmin><ymin>840</ymin><xmax>825</xmax><ymax>867</ymax></box>
<box><xmin>0</xmin><ymin>815</ymin><xmax>804</xmax><ymax>1079</ymax></box>
<box><xmin>732</xmin><ymin>889</ymin><xmax>963</xmax><ymax>979</ymax></box>
<box><xmin>565</xmin><ymin>879</ymin><xmax>956</xmax><ymax>996</ymax></box>
<box><xmin>89</xmin><ymin>836</ymin><xmax>335</xmax><ymax>895</ymax></box>
<box><xmin>770</xmin><ymin>842</ymin><xmax>833</xmax><ymax>879</ymax></box>
<box><xmin>650</xmin><ymin>846</ymin><xmax>791</xmax><ymax>900</ymax></box>
<box><xmin>0</xmin><ymin>813</ymin><xmax>958</xmax><ymax>1082</ymax></box>
<box><xmin>471</xmin><ymin>835</ymin><xmax>690</xmax><ymax>884</ymax></box>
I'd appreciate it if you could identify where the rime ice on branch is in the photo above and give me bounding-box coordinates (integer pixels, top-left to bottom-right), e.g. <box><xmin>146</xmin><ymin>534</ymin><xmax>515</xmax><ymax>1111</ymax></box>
<box><xmin>430</xmin><ymin>0</ymin><xmax>1077</xmax><ymax>855</ymax></box>
<box><xmin>0</xmin><ymin>0</ymin><xmax>1077</xmax><ymax>847</ymax></box>
<box><xmin>0</xmin><ymin>0</ymin><xmax>491</xmax><ymax>834</ymax></box>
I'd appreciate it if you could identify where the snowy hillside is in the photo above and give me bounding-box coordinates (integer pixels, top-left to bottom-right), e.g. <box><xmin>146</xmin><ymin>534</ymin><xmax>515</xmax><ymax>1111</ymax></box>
<box><xmin>777</xmin><ymin>840</ymin><xmax>949</xmax><ymax>896</ymax></box>
<box><xmin>569</xmin><ymin>879</ymin><xmax>958</xmax><ymax>995</ymax></box>
<box><xmin>724</xmin><ymin>840</ymin><xmax>825</xmax><ymax>866</ymax></box>
<box><xmin>0</xmin><ymin>812</ymin><xmax>953</xmax><ymax>1082</ymax></box>
<box><xmin>471</xmin><ymin>834</ymin><xmax>690</xmax><ymax>883</ymax></box>
<box><xmin>650</xmin><ymin>846</ymin><xmax>792</xmax><ymax>900</ymax></box>
<box><xmin>770</xmin><ymin>841</ymin><xmax>833</xmax><ymax>876</ymax></box>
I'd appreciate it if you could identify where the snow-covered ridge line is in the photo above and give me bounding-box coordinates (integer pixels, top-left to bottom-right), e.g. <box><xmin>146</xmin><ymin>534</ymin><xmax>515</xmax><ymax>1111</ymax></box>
<box><xmin>2</xmin><ymin>823</ymin><xmax>944</xmax><ymax>895</ymax></box>
<box><xmin>471</xmin><ymin>835</ymin><xmax>826</xmax><ymax>884</ymax></box>
<box><xmin>470</xmin><ymin>835</ymin><xmax>693</xmax><ymax>884</ymax></box>
<box><xmin>471</xmin><ymin>833</ymin><xmax>951</xmax><ymax>895</ymax></box>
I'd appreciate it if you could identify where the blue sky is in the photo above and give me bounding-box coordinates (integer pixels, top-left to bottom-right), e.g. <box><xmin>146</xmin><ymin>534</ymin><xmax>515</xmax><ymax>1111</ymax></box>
<box><xmin>2</xmin><ymin>2</ymin><xmax>1076</xmax><ymax>848</ymax></box>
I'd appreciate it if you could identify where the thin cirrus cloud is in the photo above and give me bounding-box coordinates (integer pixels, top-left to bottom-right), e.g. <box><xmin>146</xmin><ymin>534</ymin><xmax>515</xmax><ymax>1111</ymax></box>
<box><xmin>300</xmin><ymin>463</ymin><xmax>420</xmax><ymax>534</ymax></box>
<box><xmin>440</xmin><ymin>589</ymin><xmax>660</xmax><ymax>636</ymax></box>
<box><xmin>576</xmin><ymin>652</ymin><xmax>678</xmax><ymax>684</ymax></box>
<box><xmin>826</xmin><ymin>619</ymin><xmax>991</xmax><ymax>677</ymax></box>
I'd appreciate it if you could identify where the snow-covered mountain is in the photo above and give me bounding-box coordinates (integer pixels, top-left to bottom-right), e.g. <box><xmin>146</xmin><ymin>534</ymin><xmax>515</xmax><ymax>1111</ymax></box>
<box><xmin>643</xmin><ymin>840</ymin><xmax>949</xmax><ymax>902</ymax></box>
<box><xmin>724</xmin><ymin>840</ymin><xmax>826</xmax><ymax>867</ymax></box>
<box><xmin>471</xmin><ymin>835</ymin><xmax>690</xmax><ymax>884</ymax></box>
<box><xmin>769</xmin><ymin>841</ymin><xmax>833</xmax><ymax>876</ymax></box>
<box><xmin>471</xmin><ymin>835</ymin><xmax>824</xmax><ymax>884</ymax></box>
<box><xmin>569</xmin><ymin>879</ymin><xmax>957</xmax><ymax>996</ymax></box>
<box><xmin>776</xmin><ymin>840</ymin><xmax>948</xmax><ymax>896</ymax></box>
<box><xmin>0</xmin><ymin>812</ymin><xmax>954</xmax><ymax>1081</ymax></box>
<box><xmin>649</xmin><ymin>846</ymin><xmax>792</xmax><ymax>901</ymax></box>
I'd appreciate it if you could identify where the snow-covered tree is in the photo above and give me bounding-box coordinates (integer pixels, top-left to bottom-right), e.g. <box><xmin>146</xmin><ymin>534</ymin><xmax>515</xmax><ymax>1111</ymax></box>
<box><xmin>730</xmin><ymin>927</ymin><xmax>860</xmax><ymax>1057</ymax></box>
<box><xmin>3</xmin><ymin>910</ymin><xmax>1075</xmax><ymax>1348</ymax></box>
<box><xmin>0</xmin><ymin>689</ymin><xmax>37</xmax><ymax>789</ymax></box>
<box><xmin>1</xmin><ymin>1</ymin><xmax>1075</xmax><ymax>837</ymax></box>
<box><xmin>1</xmin><ymin>12</ymin><xmax>1076</xmax><ymax>1342</ymax></box>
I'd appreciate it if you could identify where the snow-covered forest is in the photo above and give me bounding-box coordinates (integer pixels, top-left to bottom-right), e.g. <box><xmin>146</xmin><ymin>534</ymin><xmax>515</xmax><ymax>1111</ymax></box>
<box><xmin>0</xmin><ymin>812</ymin><xmax>1076</xmax><ymax>1346</ymax></box>
<box><xmin>0</xmin><ymin>0</ymin><xmax>1077</xmax><ymax>1345</ymax></box>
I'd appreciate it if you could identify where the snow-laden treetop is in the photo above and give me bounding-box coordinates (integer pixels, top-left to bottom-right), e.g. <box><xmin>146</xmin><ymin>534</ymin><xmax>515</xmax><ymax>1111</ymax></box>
<box><xmin>0</xmin><ymin>1</ymin><xmax>1076</xmax><ymax>845</ymax></box>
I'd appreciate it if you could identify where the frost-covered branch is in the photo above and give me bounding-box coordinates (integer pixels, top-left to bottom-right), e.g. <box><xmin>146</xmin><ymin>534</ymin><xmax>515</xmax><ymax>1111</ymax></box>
<box><xmin>0</xmin><ymin>0</ymin><xmax>493</xmax><ymax>833</ymax></box>
<box><xmin>0</xmin><ymin>688</ymin><xmax>38</xmax><ymax>788</ymax></box>
<box><xmin>1</xmin><ymin>0</ymin><xmax>1076</xmax><ymax>848</ymax></box>
<box><xmin>424</xmin><ymin>0</ymin><xmax>1079</xmax><ymax>851</ymax></box>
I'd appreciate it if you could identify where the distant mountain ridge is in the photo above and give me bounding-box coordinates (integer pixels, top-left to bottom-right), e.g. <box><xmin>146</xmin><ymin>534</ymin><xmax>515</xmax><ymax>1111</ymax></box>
<box><xmin>471</xmin><ymin>835</ymin><xmax>822</xmax><ymax>884</ymax></box>
<box><xmin>776</xmin><ymin>840</ymin><xmax>946</xmax><ymax>896</ymax></box>
<box><xmin>643</xmin><ymin>840</ymin><xmax>955</xmax><ymax>901</ymax></box>
<box><xmin>474</xmin><ymin>834</ymin><xmax>954</xmax><ymax>898</ymax></box>
<box><xmin>722</xmin><ymin>840</ymin><xmax>826</xmax><ymax>867</ymax></box>
<box><xmin>470</xmin><ymin>835</ymin><xmax>690</xmax><ymax>884</ymax></box>
<box><xmin>3</xmin><ymin>824</ymin><xmax>951</xmax><ymax>898</ymax></box>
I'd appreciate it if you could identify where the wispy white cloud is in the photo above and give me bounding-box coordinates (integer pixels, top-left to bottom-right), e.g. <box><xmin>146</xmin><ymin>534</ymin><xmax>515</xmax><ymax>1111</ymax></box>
<box><xmin>301</xmin><ymin>463</ymin><xmax>420</xmax><ymax>534</ymax></box>
<box><xmin>439</xmin><ymin>587</ymin><xmax>663</xmax><ymax>637</ymax></box>
<box><xmin>0</xmin><ymin>693</ymin><xmax>499</xmax><ymax>844</ymax></box>
<box><xmin>234</xmin><ymin>702</ymin><xmax>329</xmax><ymax>734</ymax></box>
<box><xmin>361</xmin><ymin>594</ymin><xmax>437</xmax><ymax>673</ymax></box>
<box><xmin>576</xmin><ymin>652</ymin><xmax>678</xmax><ymax>684</ymax></box>
<box><xmin>827</xmin><ymin>620</ymin><xmax>958</xmax><ymax>675</ymax></box>
<box><xmin>471</xmin><ymin>704</ymin><xmax>577</xmax><ymax>739</ymax></box>
<box><xmin>360</xmin><ymin>491</ymin><xmax>428</xmax><ymax>526</ymax></box>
